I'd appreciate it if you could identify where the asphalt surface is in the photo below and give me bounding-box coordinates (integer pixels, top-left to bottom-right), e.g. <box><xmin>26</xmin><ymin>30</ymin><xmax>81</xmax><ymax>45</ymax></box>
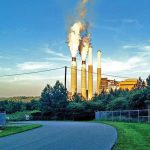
<box><xmin>0</xmin><ymin>121</ymin><xmax>117</xmax><ymax>150</ymax></box>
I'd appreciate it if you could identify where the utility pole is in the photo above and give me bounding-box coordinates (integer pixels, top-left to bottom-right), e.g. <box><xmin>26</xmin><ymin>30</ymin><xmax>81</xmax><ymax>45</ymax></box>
<box><xmin>64</xmin><ymin>66</ymin><xmax>67</xmax><ymax>91</ymax></box>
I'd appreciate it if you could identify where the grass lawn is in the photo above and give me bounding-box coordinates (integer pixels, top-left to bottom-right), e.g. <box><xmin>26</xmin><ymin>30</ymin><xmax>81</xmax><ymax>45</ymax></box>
<box><xmin>0</xmin><ymin>124</ymin><xmax>42</xmax><ymax>137</ymax></box>
<box><xmin>95</xmin><ymin>121</ymin><xmax>150</xmax><ymax>150</ymax></box>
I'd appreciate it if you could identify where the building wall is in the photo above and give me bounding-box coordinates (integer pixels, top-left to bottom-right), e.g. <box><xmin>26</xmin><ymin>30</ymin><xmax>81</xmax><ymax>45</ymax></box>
<box><xmin>119</xmin><ymin>79</ymin><xmax>138</xmax><ymax>90</ymax></box>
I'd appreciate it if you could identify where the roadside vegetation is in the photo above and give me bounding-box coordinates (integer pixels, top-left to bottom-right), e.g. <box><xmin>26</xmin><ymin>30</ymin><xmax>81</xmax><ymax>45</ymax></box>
<box><xmin>0</xmin><ymin>124</ymin><xmax>42</xmax><ymax>137</ymax></box>
<box><xmin>7</xmin><ymin>110</ymin><xmax>40</xmax><ymax>121</ymax></box>
<box><xmin>95</xmin><ymin>121</ymin><xmax>150</xmax><ymax>150</ymax></box>
<box><xmin>0</xmin><ymin>96</ymin><xmax>39</xmax><ymax>102</ymax></box>
<box><xmin>0</xmin><ymin>75</ymin><xmax>150</xmax><ymax>121</ymax></box>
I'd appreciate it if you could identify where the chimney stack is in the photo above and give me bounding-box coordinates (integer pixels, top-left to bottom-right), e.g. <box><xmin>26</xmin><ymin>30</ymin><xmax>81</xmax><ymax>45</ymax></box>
<box><xmin>81</xmin><ymin>60</ymin><xmax>87</xmax><ymax>99</ymax></box>
<box><xmin>88</xmin><ymin>46</ymin><xmax>93</xmax><ymax>100</ymax></box>
<box><xmin>71</xmin><ymin>57</ymin><xmax>77</xmax><ymax>96</ymax></box>
<box><xmin>97</xmin><ymin>50</ymin><xmax>101</xmax><ymax>95</ymax></box>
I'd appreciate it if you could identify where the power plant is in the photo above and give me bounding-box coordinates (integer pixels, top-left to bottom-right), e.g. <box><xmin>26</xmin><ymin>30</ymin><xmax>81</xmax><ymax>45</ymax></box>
<box><xmin>67</xmin><ymin>21</ymin><xmax>101</xmax><ymax>100</ymax></box>
<box><xmin>66</xmin><ymin>0</ymin><xmax>145</xmax><ymax>100</ymax></box>
<box><xmin>67</xmin><ymin>21</ymin><xmax>141</xmax><ymax>100</ymax></box>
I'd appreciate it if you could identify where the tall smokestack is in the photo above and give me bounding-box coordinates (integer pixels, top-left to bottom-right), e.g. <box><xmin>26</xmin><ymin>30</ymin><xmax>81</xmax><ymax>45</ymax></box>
<box><xmin>97</xmin><ymin>50</ymin><xmax>101</xmax><ymax>95</ymax></box>
<box><xmin>79</xmin><ymin>35</ymin><xmax>90</xmax><ymax>99</ymax></box>
<box><xmin>81</xmin><ymin>60</ymin><xmax>87</xmax><ymax>99</ymax></box>
<box><xmin>68</xmin><ymin>22</ymin><xmax>84</xmax><ymax>96</ymax></box>
<box><xmin>71</xmin><ymin>58</ymin><xmax>77</xmax><ymax>96</ymax></box>
<box><xmin>88</xmin><ymin>46</ymin><xmax>93</xmax><ymax>100</ymax></box>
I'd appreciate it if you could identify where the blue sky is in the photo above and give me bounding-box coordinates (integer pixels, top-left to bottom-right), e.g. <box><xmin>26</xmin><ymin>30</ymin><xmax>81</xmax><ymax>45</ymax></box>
<box><xmin>0</xmin><ymin>0</ymin><xmax>150</xmax><ymax>96</ymax></box>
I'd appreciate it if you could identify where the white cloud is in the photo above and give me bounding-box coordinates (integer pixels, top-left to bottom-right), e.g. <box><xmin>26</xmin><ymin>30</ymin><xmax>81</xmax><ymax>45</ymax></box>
<box><xmin>45</xmin><ymin>48</ymin><xmax>70</xmax><ymax>61</ymax></box>
<box><xmin>91</xmin><ymin>43</ymin><xmax>150</xmax><ymax>79</ymax></box>
<box><xmin>122</xmin><ymin>44</ymin><xmax>150</xmax><ymax>56</ymax></box>
<box><xmin>0</xmin><ymin>67</ymin><xmax>11</xmax><ymax>71</ymax></box>
<box><xmin>122</xmin><ymin>45</ymin><xmax>140</xmax><ymax>49</ymax></box>
<box><xmin>142</xmin><ymin>45</ymin><xmax>150</xmax><ymax>51</ymax></box>
<box><xmin>45</xmin><ymin>57</ymin><xmax>70</xmax><ymax>62</ymax></box>
<box><xmin>101</xmin><ymin>57</ymin><xmax>142</xmax><ymax>73</ymax></box>
<box><xmin>17</xmin><ymin>61</ymin><xmax>54</xmax><ymax>70</ymax></box>
<box><xmin>122</xmin><ymin>44</ymin><xmax>150</xmax><ymax>50</ymax></box>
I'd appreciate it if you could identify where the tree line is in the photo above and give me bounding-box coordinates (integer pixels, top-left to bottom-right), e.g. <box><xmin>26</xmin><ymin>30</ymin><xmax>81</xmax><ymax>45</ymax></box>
<box><xmin>0</xmin><ymin>75</ymin><xmax>150</xmax><ymax>120</ymax></box>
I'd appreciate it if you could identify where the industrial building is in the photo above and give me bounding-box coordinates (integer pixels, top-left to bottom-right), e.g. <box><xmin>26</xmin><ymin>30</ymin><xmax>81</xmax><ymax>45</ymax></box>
<box><xmin>101</xmin><ymin>78</ymin><xmax>119</xmax><ymax>92</ymax></box>
<box><xmin>119</xmin><ymin>79</ymin><xmax>138</xmax><ymax>90</ymax></box>
<box><xmin>67</xmin><ymin>21</ymin><xmax>142</xmax><ymax>100</ymax></box>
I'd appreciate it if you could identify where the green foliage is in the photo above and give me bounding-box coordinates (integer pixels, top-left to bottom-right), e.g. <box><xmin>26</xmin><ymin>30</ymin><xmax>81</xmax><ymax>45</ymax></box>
<box><xmin>1</xmin><ymin>75</ymin><xmax>150</xmax><ymax>121</ymax></box>
<box><xmin>107</xmin><ymin>97</ymin><xmax>128</xmax><ymax>110</ymax></box>
<box><xmin>65</xmin><ymin>102</ymin><xmax>95</xmax><ymax>120</ymax></box>
<box><xmin>40</xmin><ymin>80</ymin><xmax>67</xmax><ymax>113</ymax></box>
<box><xmin>0</xmin><ymin>100</ymin><xmax>40</xmax><ymax>114</ymax></box>
<box><xmin>146</xmin><ymin>75</ymin><xmax>150</xmax><ymax>87</ymax></box>
<box><xmin>71</xmin><ymin>92</ymin><xmax>82</xmax><ymax>103</ymax></box>
<box><xmin>0</xmin><ymin>101</ymin><xmax>26</xmax><ymax>114</ymax></box>
<box><xmin>7</xmin><ymin>110</ymin><xmax>40</xmax><ymax>121</ymax></box>
<box><xmin>26</xmin><ymin>99</ymin><xmax>40</xmax><ymax>110</ymax></box>
<box><xmin>0</xmin><ymin>96</ymin><xmax>40</xmax><ymax>102</ymax></box>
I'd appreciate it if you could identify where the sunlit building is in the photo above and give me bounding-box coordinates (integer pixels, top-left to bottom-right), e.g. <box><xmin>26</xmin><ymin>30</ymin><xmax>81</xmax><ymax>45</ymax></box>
<box><xmin>119</xmin><ymin>79</ymin><xmax>138</xmax><ymax>90</ymax></box>
<box><xmin>101</xmin><ymin>78</ymin><xmax>119</xmax><ymax>92</ymax></box>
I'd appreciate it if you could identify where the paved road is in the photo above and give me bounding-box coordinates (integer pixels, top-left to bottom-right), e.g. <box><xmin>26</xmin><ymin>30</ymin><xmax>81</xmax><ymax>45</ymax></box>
<box><xmin>0</xmin><ymin>121</ymin><xmax>117</xmax><ymax>150</ymax></box>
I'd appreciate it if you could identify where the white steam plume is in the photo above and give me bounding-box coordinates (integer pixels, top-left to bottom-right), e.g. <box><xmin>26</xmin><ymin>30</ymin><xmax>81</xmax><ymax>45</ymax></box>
<box><xmin>68</xmin><ymin>21</ymin><xmax>86</xmax><ymax>57</ymax></box>
<box><xmin>79</xmin><ymin>34</ymin><xmax>91</xmax><ymax>61</ymax></box>
<box><xmin>67</xmin><ymin>0</ymin><xmax>91</xmax><ymax>58</ymax></box>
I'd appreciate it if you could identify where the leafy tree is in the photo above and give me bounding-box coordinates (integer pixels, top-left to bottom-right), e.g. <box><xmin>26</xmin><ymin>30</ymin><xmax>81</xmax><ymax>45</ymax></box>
<box><xmin>142</xmin><ymin>81</ymin><xmax>146</xmax><ymax>88</ymax></box>
<box><xmin>137</xmin><ymin>77</ymin><xmax>143</xmax><ymax>89</ymax></box>
<box><xmin>26</xmin><ymin>99</ymin><xmax>40</xmax><ymax>110</ymax></box>
<box><xmin>72</xmin><ymin>92</ymin><xmax>82</xmax><ymax>103</ymax></box>
<box><xmin>40</xmin><ymin>81</ymin><xmax>67</xmax><ymax>113</ymax></box>
<box><xmin>128</xmin><ymin>89</ymin><xmax>147</xmax><ymax>109</ymax></box>
<box><xmin>106</xmin><ymin>97</ymin><xmax>128</xmax><ymax>110</ymax></box>
<box><xmin>146</xmin><ymin>75</ymin><xmax>150</xmax><ymax>87</ymax></box>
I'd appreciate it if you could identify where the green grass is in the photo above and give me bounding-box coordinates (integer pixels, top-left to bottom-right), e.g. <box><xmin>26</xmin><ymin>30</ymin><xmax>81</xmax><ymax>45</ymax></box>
<box><xmin>0</xmin><ymin>124</ymin><xmax>42</xmax><ymax>137</ymax></box>
<box><xmin>95</xmin><ymin>121</ymin><xmax>150</xmax><ymax>150</ymax></box>
<box><xmin>7</xmin><ymin>110</ymin><xmax>40</xmax><ymax>121</ymax></box>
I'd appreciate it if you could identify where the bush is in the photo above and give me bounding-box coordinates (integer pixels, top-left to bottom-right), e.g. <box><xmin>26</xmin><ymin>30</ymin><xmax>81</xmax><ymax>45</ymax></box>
<box><xmin>107</xmin><ymin>97</ymin><xmax>128</xmax><ymax>110</ymax></box>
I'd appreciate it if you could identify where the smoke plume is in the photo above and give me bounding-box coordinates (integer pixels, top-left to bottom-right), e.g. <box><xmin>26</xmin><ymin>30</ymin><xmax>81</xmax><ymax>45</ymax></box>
<box><xmin>67</xmin><ymin>0</ymin><xmax>91</xmax><ymax>58</ymax></box>
<box><xmin>79</xmin><ymin>34</ymin><xmax>91</xmax><ymax>61</ymax></box>
<box><xmin>79</xmin><ymin>0</ymin><xmax>90</xmax><ymax>20</ymax></box>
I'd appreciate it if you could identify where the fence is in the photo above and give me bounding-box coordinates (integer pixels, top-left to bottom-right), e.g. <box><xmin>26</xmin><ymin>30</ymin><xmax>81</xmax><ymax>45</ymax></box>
<box><xmin>95</xmin><ymin>109</ymin><xmax>150</xmax><ymax>123</ymax></box>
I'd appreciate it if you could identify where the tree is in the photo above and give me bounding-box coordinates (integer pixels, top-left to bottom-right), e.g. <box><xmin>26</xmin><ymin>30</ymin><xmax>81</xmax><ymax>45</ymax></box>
<box><xmin>106</xmin><ymin>97</ymin><xmax>128</xmax><ymax>110</ymax></box>
<box><xmin>146</xmin><ymin>75</ymin><xmax>150</xmax><ymax>87</ymax></box>
<box><xmin>40</xmin><ymin>81</ymin><xmax>67</xmax><ymax>113</ymax></box>
<box><xmin>128</xmin><ymin>89</ymin><xmax>147</xmax><ymax>109</ymax></box>
<box><xmin>72</xmin><ymin>93</ymin><xmax>82</xmax><ymax>103</ymax></box>
<box><xmin>142</xmin><ymin>81</ymin><xmax>146</xmax><ymax>88</ymax></box>
<box><xmin>52</xmin><ymin>81</ymin><xmax>67</xmax><ymax>108</ymax></box>
<box><xmin>137</xmin><ymin>77</ymin><xmax>143</xmax><ymax>89</ymax></box>
<box><xmin>40</xmin><ymin>84</ymin><xmax>53</xmax><ymax>112</ymax></box>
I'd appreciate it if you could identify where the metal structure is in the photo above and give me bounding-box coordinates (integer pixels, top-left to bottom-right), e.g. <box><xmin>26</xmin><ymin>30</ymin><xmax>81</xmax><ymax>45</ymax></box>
<box><xmin>97</xmin><ymin>50</ymin><xmax>102</xmax><ymax>95</ymax></box>
<box><xmin>95</xmin><ymin>109</ymin><xmax>150</xmax><ymax>123</ymax></box>
<box><xmin>88</xmin><ymin>46</ymin><xmax>93</xmax><ymax>100</ymax></box>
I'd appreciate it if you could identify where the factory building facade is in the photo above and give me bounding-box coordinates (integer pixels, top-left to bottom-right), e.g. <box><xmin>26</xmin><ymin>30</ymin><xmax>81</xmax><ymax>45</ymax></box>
<box><xmin>119</xmin><ymin>79</ymin><xmax>138</xmax><ymax>90</ymax></box>
<box><xmin>101</xmin><ymin>78</ymin><xmax>119</xmax><ymax>92</ymax></box>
